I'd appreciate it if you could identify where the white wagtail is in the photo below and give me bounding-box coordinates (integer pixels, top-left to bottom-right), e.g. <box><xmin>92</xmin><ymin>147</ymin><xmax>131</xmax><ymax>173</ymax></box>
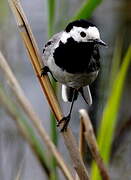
<box><xmin>41</xmin><ymin>19</ymin><xmax>106</xmax><ymax>131</ymax></box>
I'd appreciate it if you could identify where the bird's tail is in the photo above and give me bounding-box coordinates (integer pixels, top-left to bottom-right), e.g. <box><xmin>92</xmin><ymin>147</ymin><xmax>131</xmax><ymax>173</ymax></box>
<box><xmin>79</xmin><ymin>86</ymin><xmax>92</xmax><ymax>105</ymax></box>
<box><xmin>61</xmin><ymin>85</ymin><xmax>92</xmax><ymax>105</ymax></box>
<box><xmin>61</xmin><ymin>85</ymin><xmax>78</xmax><ymax>102</ymax></box>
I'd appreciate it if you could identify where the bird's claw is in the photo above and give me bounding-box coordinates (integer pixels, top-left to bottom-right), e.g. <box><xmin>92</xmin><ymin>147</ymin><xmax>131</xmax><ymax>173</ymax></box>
<box><xmin>41</xmin><ymin>66</ymin><xmax>57</xmax><ymax>82</ymax></box>
<box><xmin>41</xmin><ymin>66</ymin><xmax>49</xmax><ymax>77</ymax></box>
<box><xmin>57</xmin><ymin>115</ymin><xmax>71</xmax><ymax>132</ymax></box>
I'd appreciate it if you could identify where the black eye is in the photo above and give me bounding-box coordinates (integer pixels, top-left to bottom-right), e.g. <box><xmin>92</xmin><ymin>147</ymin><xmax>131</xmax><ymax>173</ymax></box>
<box><xmin>80</xmin><ymin>31</ymin><xmax>86</xmax><ymax>37</ymax></box>
<box><xmin>45</xmin><ymin>41</ymin><xmax>52</xmax><ymax>47</ymax></box>
<box><xmin>47</xmin><ymin>41</ymin><xmax>52</xmax><ymax>45</ymax></box>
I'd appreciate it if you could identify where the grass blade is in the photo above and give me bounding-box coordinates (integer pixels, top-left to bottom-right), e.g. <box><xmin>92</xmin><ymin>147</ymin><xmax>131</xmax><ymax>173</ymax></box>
<box><xmin>50</xmin><ymin>107</ymin><xmax>58</xmax><ymax>180</ymax></box>
<box><xmin>47</xmin><ymin>0</ymin><xmax>56</xmax><ymax>37</ymax></box>
<box><xmin>109</xmin><ymin>36</ymin><xmax>123</xmax><ymax>91</ymax></box>
<box><xmin>91</xmin><ymin>45</ymin><xmax>131</xmax><ymax>180</ymax></box>
<box><xmin>47</xmin><ymin>0</ymin><xmax>59</xmax><ymax>178</ymax></box>
<box><xmin>72</xmin><ymin>0</ymin><xmax>103</xmax><ymax>20</ymax></box>
<box><xmin>0</xmin><ymin>0</ymin><xmax>8</xmax><ymax>23</ymax></box>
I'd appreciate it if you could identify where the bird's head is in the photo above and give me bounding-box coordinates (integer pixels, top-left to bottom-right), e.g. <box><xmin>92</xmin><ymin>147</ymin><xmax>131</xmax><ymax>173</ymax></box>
<box><xmin>60</xmin><ymin>19</ymin><xmax>106</xmax><ymax>46</ymax></box>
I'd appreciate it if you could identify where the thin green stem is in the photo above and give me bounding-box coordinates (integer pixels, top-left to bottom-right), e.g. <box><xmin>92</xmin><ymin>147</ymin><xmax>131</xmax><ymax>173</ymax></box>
<box><xmin>47</xmin><ymin>0</ymin><xmax>56</xmax><ymax>37</ymax></box>
<box><xmin>72</xmin><ymin>0</ymin><xmax>102</xmax><ymax>20</ymax></box>
<box><xmin>47</xmin><ymin>0</ymin><xmax>58</xmax><ymax>179</ymax></box>
<box><xmin>50</xmin><ymin>80</ymin><xmax>58</xmax><ymax>180</ymax></box>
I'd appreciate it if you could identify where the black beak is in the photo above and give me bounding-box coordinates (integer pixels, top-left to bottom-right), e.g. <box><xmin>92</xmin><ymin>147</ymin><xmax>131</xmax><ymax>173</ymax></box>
<box><xmin>95</xmin><ymin>39</ymin><xmax>107</xmax><ymax>46</ymax></box>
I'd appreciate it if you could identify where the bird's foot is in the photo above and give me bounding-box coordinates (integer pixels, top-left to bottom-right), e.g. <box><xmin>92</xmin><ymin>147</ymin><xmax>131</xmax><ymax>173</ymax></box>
<box><xmin>57</xmin><ymin>115</ymin><xmax>71</xmax><ymax>132</ymax></box>
<box><xmin>41</xmin><ymin>66</ymin><xmax>49</xmax><ymax>77</ymax></box>
<box><xmin>41</xmin><ymin>66</ymin><xmax>57</xmax><ymax>82</ymax></box>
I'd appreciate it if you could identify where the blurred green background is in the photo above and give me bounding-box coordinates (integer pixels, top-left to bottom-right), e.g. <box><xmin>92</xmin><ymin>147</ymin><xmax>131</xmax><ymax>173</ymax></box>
<box><xmin>0</xmin><ymin>0</ymin><xmax>131</xmax><ymax>179</ymax></box>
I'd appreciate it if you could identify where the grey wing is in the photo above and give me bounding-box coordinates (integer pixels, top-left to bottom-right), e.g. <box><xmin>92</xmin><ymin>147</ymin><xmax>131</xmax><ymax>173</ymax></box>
<box><xmin>42</xmin><ymin>31</ymin><xmax>63</xmax><ymax>64</ymax></box>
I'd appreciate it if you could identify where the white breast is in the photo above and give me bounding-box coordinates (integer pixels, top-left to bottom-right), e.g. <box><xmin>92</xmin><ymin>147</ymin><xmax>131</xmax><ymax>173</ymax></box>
<box><xmin>47</xmin><ymin>56</ymin><xmax>99</xmax><ymax>88</ymax></box>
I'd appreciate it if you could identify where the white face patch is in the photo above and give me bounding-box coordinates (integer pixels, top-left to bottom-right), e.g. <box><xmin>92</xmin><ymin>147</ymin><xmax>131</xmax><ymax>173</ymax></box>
<box><xmin>60</xmin><ymin>31</ymin><xmax>71</xmax><ymax>44</ymax></box>
<box><xmin>60</xmin><ymin>26</ymin><xmax>100</xmax><ymax>43</ymax></box>
<box><xmin>86</xmin><ymin>26</ymin><xmax>100</xmax><ymax>40</ymax></box>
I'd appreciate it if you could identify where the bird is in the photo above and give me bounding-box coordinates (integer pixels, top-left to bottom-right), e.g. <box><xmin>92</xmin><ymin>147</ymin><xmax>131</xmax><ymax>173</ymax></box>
<box><xmin>41</xmin><ymin>19</ymin><xmax>106</xmax><ymax>131</ymax></box>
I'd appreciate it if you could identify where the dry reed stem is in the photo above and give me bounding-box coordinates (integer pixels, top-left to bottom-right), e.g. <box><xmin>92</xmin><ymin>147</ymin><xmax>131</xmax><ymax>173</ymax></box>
<box><xmin>0</xmin><ymin>88</ymin><xmax>50</xmax><ymax>178</ymax></box>
<box><xmin>0</xmin><ymin>52</ymin><xmax>73</xmax><ymax>180</ymax></box>
<box><xmin>9</xmin><ymin>0</ymin><xmax>62</xmax><ymax>121</ymax></box>
<box><xmin>15</xmin><ymin>158</ymin><xmax>24</xmax><ymax>180</ymax></box>
<box><xmin>75</xmin><ymin>119</ymin><xmax>86</xmax><ymax>180</ymax></box>
<box><xmin>8</xmin><ymin>0</ymin><xmax>90</xmax><ymax>179</ymax></box>
<box><xmin>79</xmin><ymin>118</ymin><xmax>86</xmax><ymax>160</ymax></box>
<box><xmin>79</xmin><ymin>109</ymin><xmax>110</xmax><ymax>180</ymax></box>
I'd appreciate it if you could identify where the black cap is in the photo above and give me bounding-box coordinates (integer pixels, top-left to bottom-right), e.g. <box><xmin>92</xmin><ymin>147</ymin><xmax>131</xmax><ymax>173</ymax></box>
<box><xmin>65</xmin><ymin>19</ymin><xmax>95</xmax><ymax>32</ymax></box>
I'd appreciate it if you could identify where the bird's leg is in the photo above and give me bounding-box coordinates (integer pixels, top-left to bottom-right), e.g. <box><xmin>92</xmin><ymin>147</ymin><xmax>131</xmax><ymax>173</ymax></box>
<box><xmin>41</xmin><ymin>66</ymin><xmax>57</xmax><ymax>82</ymax></box>
<box><xmin>78</xmin><ymin>87</ymin><xmax>88</xmax><ymax>105</ymax></box>
<box><xmin>57</xmin><ymin>89</ymin><xmax>78</xmax><ymax>132</ymax></box>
